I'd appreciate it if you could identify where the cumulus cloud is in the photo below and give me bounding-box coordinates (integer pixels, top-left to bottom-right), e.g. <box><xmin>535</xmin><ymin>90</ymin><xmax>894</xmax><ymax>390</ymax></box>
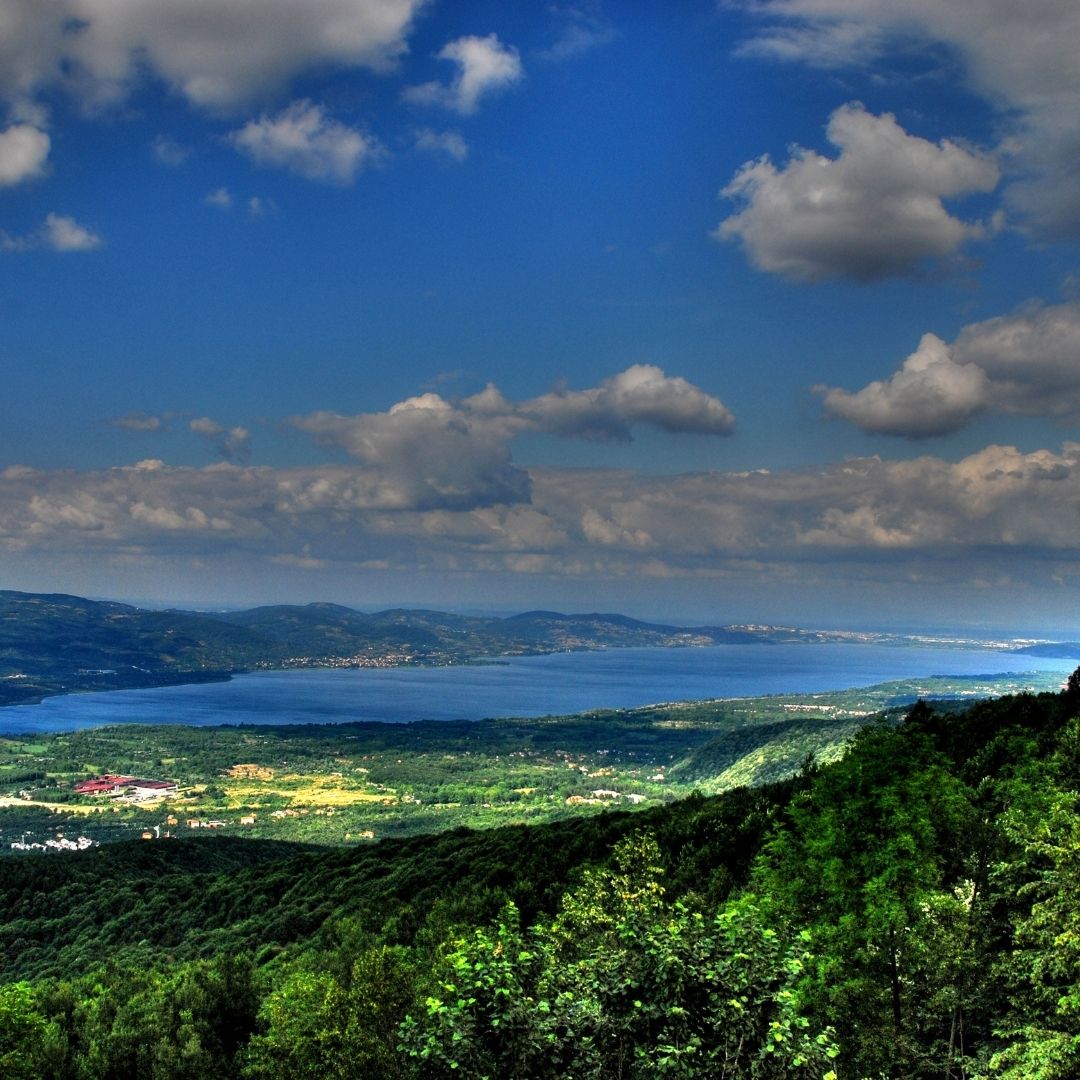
<box><xmin>0</xmin><ymin>0</ymin><xmax>425</xmax><ymax>114</ymax></box>
<box><xmin>737</xmin><ymin>0</ymin><xmax>1080</xmax><ymax>237</ymax></box>
<box><xmin>715</xmin><ymin>103</ymin><xmax>999</xmax><ymax>282</ymax></box>
<box><xmin>229</xmin><ymin>99</ymin><xmax>381</xmax><ymax>184</ymax></box>
<box><xmin>1</xmin><ymin>212</ymin><xmax>103</xmax><ymax>253</ymax></box>
<box><xmin>413</xmin><ymin>127</ymin><xmax>468</xmax><ymax>162</ymax></box>
<box><xmin>819</xmin><ymin>301</ymin><xmax>1080</xmax><ymax>436</ymax></box>
<box><xmin>523</xmin><ymin>365</ymin><xmax>737</xmax><ymax>440</ymax></box>
<box><xmin>819</xmin><ymin>333</ymin><xmax>991</xmax><ymax>437</ymax></box>
<box><xmin>291</xmin><ymin>365</ymin><xmax>734</xmax><ymax>511</ymax></box>
<box><xmin>190</xmin><ymin>417</ymin><xmax>251</xmax><ymax>463</ymax></box>
<box><xmin>951</xmin><ymin>301</ymin><xmax>1080</xmax><ymax>418</ymax></box>
<box><xmin>292</xmin><ymin>394</ymin><xmax>531</xmax><ymax>512</ymax></box>
<box><xmin>6</xmin><ymin>443</ymin><xmax>1080</xmax><ymax>605</ymax></box>
<box><xmin>404</xmin><ymin>34</ymin><xmax>523</xmax><ymax>115</ymax></box>
<box><xmin>0</xmin><ymin>123</ymin><xmax>49</xmax><ymax>186</ymax></box>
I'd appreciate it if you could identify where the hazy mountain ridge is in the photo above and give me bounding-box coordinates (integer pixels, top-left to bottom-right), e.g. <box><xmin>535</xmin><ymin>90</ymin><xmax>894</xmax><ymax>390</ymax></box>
<box><xmin>0</xmin><ymin>588</ymin><xmax>1031</xmax><ymax>707</ymax></box>
<box><xmin>0</xmin><ymin>590</ymin><xmax>787</xmax><ymax>705</ymax></box>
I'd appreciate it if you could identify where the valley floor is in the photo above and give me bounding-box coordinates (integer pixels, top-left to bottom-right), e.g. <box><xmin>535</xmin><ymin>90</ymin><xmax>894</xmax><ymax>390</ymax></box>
<box><xmin>0</xmin><ymin>670</ymin><xmax>1064</xmax><ymax>851</ymax></box>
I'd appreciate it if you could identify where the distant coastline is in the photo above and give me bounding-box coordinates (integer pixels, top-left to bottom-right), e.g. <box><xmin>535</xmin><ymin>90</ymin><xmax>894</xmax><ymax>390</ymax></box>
<box><xmin>0</xmin><ymin>587</ymin><xmax>1064</xmax><ymax>711</ymax></box>
<box><xmin>5</xmin><ymin>640</ymin><xmax>1072</xmax><ymax>737</ymax></box>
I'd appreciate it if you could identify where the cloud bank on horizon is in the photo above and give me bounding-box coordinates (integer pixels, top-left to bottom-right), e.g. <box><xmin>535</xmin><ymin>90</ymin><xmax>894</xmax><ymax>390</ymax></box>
<box><xmin>1</xmin><ymin>0</ymin><xmax>1079</xmax><ymax>628</ymax></box>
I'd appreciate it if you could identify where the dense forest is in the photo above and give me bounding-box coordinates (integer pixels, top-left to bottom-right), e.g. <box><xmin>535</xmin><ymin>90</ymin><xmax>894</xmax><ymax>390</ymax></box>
<box><xmin>4</xmin><ymin>676</ymin><xmax>1080</xmax><ymax>1077</ymax></box>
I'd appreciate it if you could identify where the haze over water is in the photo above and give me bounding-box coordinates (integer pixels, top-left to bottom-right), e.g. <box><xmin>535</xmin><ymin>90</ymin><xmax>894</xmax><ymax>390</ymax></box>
<box><xmin>4</xmin><ymin>643</ymin><xmax>1074</xmax><ymax>736</ymax></box>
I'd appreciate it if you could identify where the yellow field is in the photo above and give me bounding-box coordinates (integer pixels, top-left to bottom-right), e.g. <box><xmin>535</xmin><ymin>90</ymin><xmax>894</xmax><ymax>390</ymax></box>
<box><xmin>223</xmin><ymin>773</ymin><xmax>395</xmax><ymax>807</ymax></box>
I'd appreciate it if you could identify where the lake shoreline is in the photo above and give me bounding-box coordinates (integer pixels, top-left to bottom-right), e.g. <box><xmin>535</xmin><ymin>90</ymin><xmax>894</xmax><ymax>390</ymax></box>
<box><xmin>3</xmin><ymin>641</ymin><xmax>1071</xmax><ymax>738</ymax></box>
<box><xmin>2</xmin><ymin>630</ymin><xmax>1051</xmax><ymax>713</ymax></box>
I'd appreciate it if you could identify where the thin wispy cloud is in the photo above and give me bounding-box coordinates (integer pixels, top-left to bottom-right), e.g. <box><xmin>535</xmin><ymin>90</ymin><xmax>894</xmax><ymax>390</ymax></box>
<box><xmin>112</xmin><ymin>413</ymin><xmax>167</xmax><ymax>433</ymax></box>
<box><xmin>413</xmin><ymin>127</ymin><xmax>469</xmax><ymax>162</ymax></box>
<box><xmin>204</xmin><ymin>186</ymin><xmax>234</xmax><ymax>209</ymax></box>
<box><xmin>151</xmin><ymin>135</ymin><xmax>192</xmax><ymax>167</ymax></box>
<box><xmin>540</xmin><ymin>3</ymin><xmax>618</xmax><ymax>61</ymax></box>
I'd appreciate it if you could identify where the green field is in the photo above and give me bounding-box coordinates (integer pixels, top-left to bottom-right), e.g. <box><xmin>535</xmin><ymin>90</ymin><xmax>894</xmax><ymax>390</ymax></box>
<box><xmin>1</xmin><ymin>669</ymin><xmax>1064</xmax><ymax>850</ymax></box>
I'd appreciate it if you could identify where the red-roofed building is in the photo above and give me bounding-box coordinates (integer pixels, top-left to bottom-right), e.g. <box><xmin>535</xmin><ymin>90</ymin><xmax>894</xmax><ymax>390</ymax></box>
<box><xmin>74</xmin><ymin>774</ymin><xmax>176</xmax><ymax>798</ymax></box>
<box><xmin>74</xmin><ymin>775</ymin><xmax>134</xmax><ymax>795</ymax></box>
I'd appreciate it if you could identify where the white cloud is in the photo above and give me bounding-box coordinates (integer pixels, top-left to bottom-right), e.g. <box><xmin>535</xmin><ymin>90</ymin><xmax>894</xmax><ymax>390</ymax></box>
<box><xmin>404</xmin><ymin>34</ymin><xmax>523</xmax><ymax>115</ymax></box>
<box><xmin>6</xmin><ymin>443</ymin><xmax>1080</xmax><ymax>604</ymax></box>
<box><xmin>230</xmin><ymin>99</ymin><xmax>381</xmax><ymax>184</ymax></box>
<box><xmin>0</xmin><ymin>124</ymin><xmax>49</xmax><ymax>186</ymax></box>
<box><xmin>819</xmin><ymin>333</ymin><xmax>990</xmax><ymax>436</ymax></box>
<box><xmin>738</xmin><ymin>0</ymin><xmax>1080</xmax><ymax>236</ymax></box>
<box><xmin>413</xmin><ymin>127</ymin><xmax>468</xmax><ymax>162</ymax></box>
<box><xmin>952</xmin><ymin>301</ymin><xmax>1080</xmax><ymax>419</ymax></box>
<box><xmin>290</xmin><ymin>366</ymin><xmax>734</xmax><ymax>512</ymax></box>
<box><xmin>715</xmin><ymin>103</ymin><xmax>999</xmax><ymax>282</ymax></box>
<box><xmin>204</xmin><ymin>186</ymin><xmax>233</xmax><ymax>209</ymax></box>
<box><xmin>190</xmin><ymin>417</ymin><xmax>251</xmax><ymax>462</ymax></box>
<box><xmin>292</xmin><ymin>395</ymin><xmax>531</xmax><ymax>511</ymax></box>
<box><xmin>0</xmin><ymin>0</ymin><xmax>426</xmax><ymax>114</ymax></box>
<box><xmin>43</xmin><ymin>212</ymin><xmax>103</xmax><ymax>251</ymax></box>
<box><xmin>129</xmin><ymin>500</ymin><xmax>232</xmax><ymax>532</ymax></box>
<box><xmin>3</xmin><ymin>212</ymin><xmax>104</xmax><ymax>253</ymax></box>
<box><xmin>523</xmin><ymin>365</ymin><xmax>736</xmax><ymax>440</ymax></box>
<box><xmin>819</xmin><ymin>301</ymin><xmax>1080</xmax><ymax>436</ymax></box>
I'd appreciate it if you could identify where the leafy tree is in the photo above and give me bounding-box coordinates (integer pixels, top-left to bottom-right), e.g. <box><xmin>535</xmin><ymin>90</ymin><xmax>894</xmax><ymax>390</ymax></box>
<box><xmin>757</xmin><ymin>724</ymin><xmax>978</xmax><ymax>1077</ymax></box>
<box><xmin>72</xmin><ymin>955</ymin><xmax>258</xmax><ymax>1079</ymax></box>
<box><xmin>243</xmin><ymin>946</ymin><xmax>415</xmax><ymax>1079</ymax></box>
<box><xmin>402</xmin><ymin>832</ymin><xmax>838</xmax><ymax>1079</ymax></box>
<box><xmin>989</xmin><ymin>748</ymin><xmax>1080</xmax><ymax>1078</ymax></box>
<box><xmin>0</xmin><ymin>981</ymin><xmax>64</xmax><ymax>1079</ymax></box>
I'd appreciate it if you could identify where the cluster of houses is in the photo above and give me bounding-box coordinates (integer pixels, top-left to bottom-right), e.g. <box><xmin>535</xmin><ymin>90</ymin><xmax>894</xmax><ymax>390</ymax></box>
<box><xmin>185</xmin><ymin>815</ymin><xmax>255</xmax><ymax>828</ymax></box>
<box><xmin>74</xmin><ymin>774</ymin><xmax>179</xmax><ymax>801</ymax></box>
<box><xmin>10</xmin><ymin>834</ymin><xmax>96</xmax><ymax>852</ymax></box>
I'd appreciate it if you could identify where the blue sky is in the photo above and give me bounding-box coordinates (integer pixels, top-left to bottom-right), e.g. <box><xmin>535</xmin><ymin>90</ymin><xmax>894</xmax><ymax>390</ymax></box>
<box><xmin>2</xmin><ymin>0</ymin><xmax>1079</xmax><ymax>631</ymax></box>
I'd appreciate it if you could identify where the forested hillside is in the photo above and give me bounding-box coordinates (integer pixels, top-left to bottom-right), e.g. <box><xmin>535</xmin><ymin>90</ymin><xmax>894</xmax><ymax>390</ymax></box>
<box><xmin>4</xmin><ymin>677</ymin><xmax>1080</xmax><ymax>1077</ymax></box>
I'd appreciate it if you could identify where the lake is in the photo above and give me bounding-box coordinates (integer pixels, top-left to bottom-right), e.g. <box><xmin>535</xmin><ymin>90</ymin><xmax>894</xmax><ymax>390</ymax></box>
<box><xmin>2</xmin><ymin>642</ymin><xmax>1074</xmax><ymax>735</ymax></box>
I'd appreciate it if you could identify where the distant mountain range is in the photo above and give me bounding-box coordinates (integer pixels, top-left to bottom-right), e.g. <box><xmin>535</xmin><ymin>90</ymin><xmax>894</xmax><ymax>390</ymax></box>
<box><xmin>0</xmin><ymin>588</ymin><xmax>1027</xmax><ymax>706</ymax></box>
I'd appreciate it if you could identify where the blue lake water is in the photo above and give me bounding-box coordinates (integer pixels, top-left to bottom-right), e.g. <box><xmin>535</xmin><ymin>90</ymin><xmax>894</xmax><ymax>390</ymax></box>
<box><xmin>2</xmin><ymin>643</ymin><xmax>1074</xmax><ymax>735</ymax></box>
